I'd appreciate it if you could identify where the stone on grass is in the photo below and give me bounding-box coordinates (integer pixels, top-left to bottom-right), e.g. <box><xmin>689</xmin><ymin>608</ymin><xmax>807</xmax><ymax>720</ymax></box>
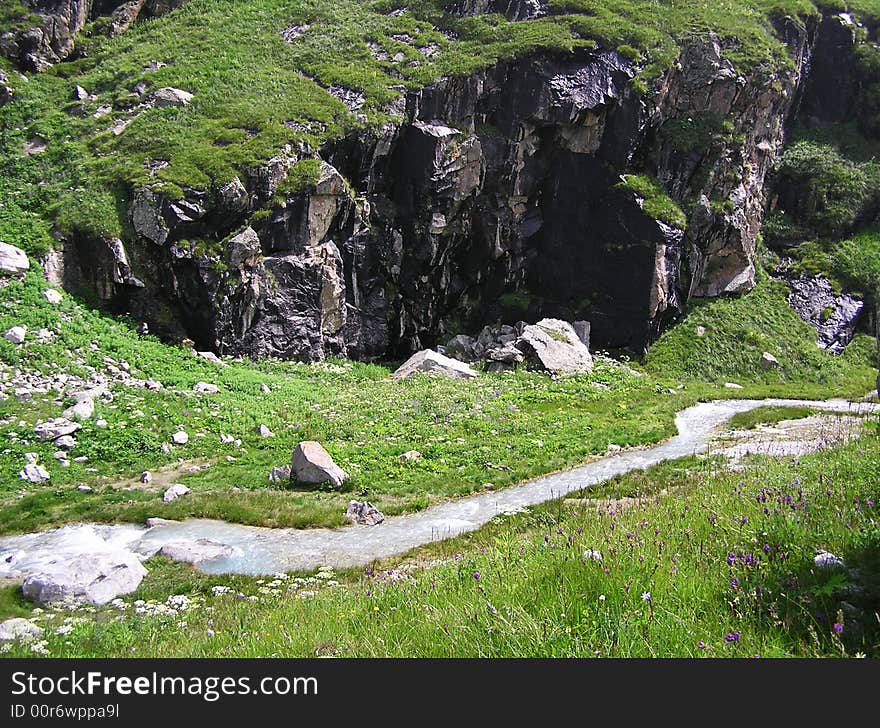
<box><xmin>257</xmin><ymin>424</ymin><xmax>274</xmax><ymax>438</ymax></box>
<box><xmin>269</xmin><ymin>464</ymin><xmax>292</xmax><ymax>484</ymax></box>
<box><xmin>43</xmin><ymin>288</ymin><xmax>63</xmax><ymax>304</ymax></box>
<box><xmin>163</xmin><ymin>483</ymin><xmax>190</xmax><ymax>503</ymax></box>
<box><xmin>0</xmin><ymin>618</ymin><xmax>44</xmax><ymax>642</ymax></box>
<box><xmin>196</xmin><ymin>350</ymin><xmax>226</xmax><ymax>366</ymax></box>
<box><xmin>724</xmin><ymin>382</ymin><xmax>744</xmax><ymax>390</ymax></box>
<box><xmin>77</xmin><ymin>485</ymin><xmax>92</xmax><ymax>493</ymax></box>
<box><xmin>517</xmin><ymin>319</ymin><xmax>593</xmax><ymax>375</ymax></box>
<box><xmin>392</xmin><ymin>349</ymin><xmax>478</xmax><ymax>381</ymax></box>
<box><xmin>171</xmin><ymin>430</ymin><xmax>189</xmax><ymax>445</ymax></box>
<box><xmin>398</xmin><ymin>450</ymin><xmax>422</xmax><ymax>463</ymax></box>
<box><xmin>0</xmin><ymin>242</ymin><xmax>29</xmax><ymax>275</ymax></box>
<box><xmin>153</xmin><ymin>87</ymin><xmax>193</xmax><ymax>107</ymax></box>
<box><xmin>4</xmin><ymin>325</ymin><xmax>26</xmax><ymax>345</ymax></box>
<box><xmin>34</xmin><ymin>418</ymin><xmax>81</xmax><ymax>441</ymax></box>
<box><xmin>814</xmin><ymin>550</ymin><xmax>845</xmax><ymax>569</ymax></box>
<box><xmin>760</xmin><ymin>352</ymin><xmax>780</xmax><ymax>371</ymax></box>
<box><xmin>19</xmin><ymin>463</ymin><xmax>50</xmax><ymax>483</ymax></box>
<box><xmin>345</xmin><ymin>500</ymin><xmax>385</xmax><ymax>526</ymax></box>
<box><xmin>193</xmin><ymin>381</ymin><xmax>219</xmax><ymax>394</ymax></box>
<box><xmin>291</xmin><ymin>441</ymin><xmax>348</xmax><ymax>488</ymax></box>
<box><xmin>140</xmin><ymin>471</ymin><xmax>152</xmax><ymax>484</ymax></box>
<box><xmin>63</xmin><ymin>398</ymin><xmax>94</xmax><ymax>421</ymax></box>
<box><xmin>54</xmin><ymin>435</ymin><xmax>76</xmax><ymax>450</ymax></box>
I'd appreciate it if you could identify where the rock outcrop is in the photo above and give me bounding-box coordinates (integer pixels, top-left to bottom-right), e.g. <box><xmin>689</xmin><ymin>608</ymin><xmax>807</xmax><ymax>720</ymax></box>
<box><xmin>787</xmin><ymin>274</ymin><xmax>864</xmax><ymax>353</ymax></box>
<box><xmin>0</xmin><ymin>0</ymin><xmax>188</xmax><ymax>71</ymax></box>
<box><xmin>38</xmin><ymin>10</ymin><xmax>831</xmax><ymax>363</ymax></box>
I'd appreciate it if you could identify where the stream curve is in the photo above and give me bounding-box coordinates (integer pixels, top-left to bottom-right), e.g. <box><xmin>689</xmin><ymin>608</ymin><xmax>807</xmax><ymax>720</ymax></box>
<box><xmin>2</xmin><ymin>397</ymin><xmax>877</xmax><ymax>578</ymax></box>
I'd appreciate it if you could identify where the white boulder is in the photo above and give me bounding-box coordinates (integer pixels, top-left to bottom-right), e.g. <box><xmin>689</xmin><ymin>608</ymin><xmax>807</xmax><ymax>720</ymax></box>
<box><xmin>392</xmin><ymin>349</ymin><xmax>478</xmax><ymax>381</ymax></box>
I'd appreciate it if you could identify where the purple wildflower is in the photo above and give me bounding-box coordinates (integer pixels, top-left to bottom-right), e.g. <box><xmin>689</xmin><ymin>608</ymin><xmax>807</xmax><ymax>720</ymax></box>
<box><xmin>473</xmin><ymin>572</ymin><xmax>481</xmax><ymax>580</ymax></box>
<box><xmin>697</xmin><ymin>640</ymin><xmax>706</xmax><ymax>649</ymax></box>
<box><xmin>725</xmin><ymin>632</ymin><xmax>741</xmax><ymax>643</ymax></box>
<box><xmin>641</xmin><ymin>592</ymin><xmax>651</xmax><ymax>602</ymax></box>
<box><xmin>833</xmin><ymin>623</ymin><xmax>843</xmax><ymax>635</ymax></box>
<box><xmin>730</xmin><ymin>578</ymin><xmax>739</xmax><ymax>589</ymax></box>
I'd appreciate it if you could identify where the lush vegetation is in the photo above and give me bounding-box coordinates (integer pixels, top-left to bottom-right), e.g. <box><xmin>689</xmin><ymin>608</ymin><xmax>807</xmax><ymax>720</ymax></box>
<box><xmin>645</xmin><ymin>277</ymin><xmax>876</xmax><ymax>383</ymax></box>
<box><xmin>0</xmin><ymin>0</ymin><xmax>844</xmax><ymax>248</ymax></box>
<box><xmin>1</xmin><ymin>266</ymin><xmax>873</xmax><ymax>535</ymax></box>
<box><xmin>727</xmin><ymin>404</ymin><xmax>819</xmax><ymax>429</ymax></box>
<box><xmin>618</xmin><ymin>174</ymin><xmax>688</xmax><ymax>229</ymax></box>
<box><xmin>4</xmin><ymin>426</ymin><xmax>878</xmax><ymax>657</ymax></box>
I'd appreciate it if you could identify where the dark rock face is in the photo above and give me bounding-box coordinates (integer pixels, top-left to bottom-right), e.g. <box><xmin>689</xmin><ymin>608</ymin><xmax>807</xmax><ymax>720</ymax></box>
<box><xmin>450</xmin><ymin>1</ymin><xmax>547</xmax><ymax>21</ymax></box>
<box><xmin>0</xmin><ymin>0</ymin><xmax>187</xmax><ymax>71</ymax></box>
<box><xmin>795</xmin><ymin>13</ymin><xmax>859</xmax><ymax>127</ymax></box>
<box><xmin>53</xmin><ymin>17</ymin><xmax>825</xmax><ymax>363</ymax></box>
<box><xmin>653</xmin><ymin>24</ymin><xmax>811</xmax><ymax>299</ymax></box>
<box><xmin>786</xmin><ymin>274</ymin><xmax>864</xmax><ymax>354</ymax></box>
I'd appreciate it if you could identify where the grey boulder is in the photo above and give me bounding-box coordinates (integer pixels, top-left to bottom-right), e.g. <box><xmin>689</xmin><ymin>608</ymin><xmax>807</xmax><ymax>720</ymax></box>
<box><xmin>0</xmin><ymin>242</ymin><xmax>29</xmax><ymax>275</ymax></box>
<box><xmin>517</xmin><ymin>318</ymin><xmax>593</xmax><ymax>375</ymax></box>
<box><xmin>159</xmin><ymin>539</ymin><xmax>239</xmax><ymax>566</ymax></box>
<box><xmin>163</xmin><ymin>484</ymin><xmax>191</xmax><ymax>503</ymax></box>
<box><xmin>345</xmin><ymin>500</ymin><xmax>385</xmax><ymax>526</ymax></box>
<box><xmin>34</xmin><ymin>418</ymin><xmax>82</xmax><ymax>442</ymax></box>
<box><xmin>22</xmin><ymin>552</ymin><xmax>147</xmax><ymax>607</ymax></box>
<box><xmin>4</xmin><ymin>325</ymin><xmax>26</xmax><ymax>345</ymax></box>
<box><xmin>291</xmin><ymin>441</ymin><xmax>349</xmax><ymax>488</ymax></box>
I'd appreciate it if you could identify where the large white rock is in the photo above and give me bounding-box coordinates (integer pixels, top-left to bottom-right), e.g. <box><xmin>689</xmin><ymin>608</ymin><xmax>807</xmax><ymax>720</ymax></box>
<box><xmin>0</xmin><ymin>242</ymin><xmax>29</xmax><ymax>275</ymax></box>
<box><xmin>163</xmin><ymin>483</ymin><xmax>190</xmax><ymax>503</ymax></box>
<box><xmin>760</xmin><ymin>352</ymin><xmax>780</xmax><ymax>371</ymax></box>
<box><xmin>517</xmin><ymin>319</ymin><xmax>593</xmax><ymax>375</ymax></box>
<box><xmin>0</xmin><ymin>618</ymin><xmax>44</xmax><ymax>642</ymax></box>
<box><xmin>153</xmin><ymin>87</ymin><xmax>193</xmax><ymax>107</ymax></box>
<box><xmin>34</xmin><ymin>418</ymin><xmax>81</xmax><ymax>441</ymax></box>
<box><xmin>22</xmin><ymin>553</ymin><xmax>147</xmax><ymax>607</ymax></box>
<box><xmin>43</xmin><ymin>288</ymin><xmax>63</xmax><ymax>304</ymax></box>
<box><xmin>193</xmin><ymin>381</ymin><xmax>219</xmax><ymax>394</ymax></box>
<box><xmin>63</xmin><ymin>398</ymin><xmax>94</xmax><ymax>422</ymax></box>
<box><xmin>0</xmin><ymin>525</ymin><xmax>149</xmax><ymax>607</ymax></box>
<box><xmin>4</xmin><ymin>325</ymin><xmax>26</xmax><ymax>345</ymax></box>
<box><xmin>392</xmin><ymin>349</ymin><xmax>478</xmax><ymax>381</ymax></box>
<box><xmin>291</xmin><ymin>441</ymin><xmax>349</xmax><ymax>488</ymax></box>
<box><xmin>171</xmin><ymin>430</ymin><xmax>189</xmax><ymax>445</ymax></box>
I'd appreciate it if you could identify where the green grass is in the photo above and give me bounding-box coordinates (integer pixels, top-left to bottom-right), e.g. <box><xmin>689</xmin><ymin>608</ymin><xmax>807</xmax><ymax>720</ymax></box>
<box><xmin>617</xmin><ymin>173</ymin><xmax>688</xmax><ymax>229</ymax></box>
<box><xmin>5</xmin><ymin>425</ymin><xmax>878</xmax><ymax>657</ymax></box>
<box><xmin>644</xmin><ymin>277</ymin><xmax>877</xmax><ymax>385</ymax></box>
<box><xmin>727</xmin><ymin>405</ymin><xmax>819</xmax><ymax>430</ymax></box>
<box><xmin>0</xmin><ymin>260</ymin><xmax>875</xmax><ymax>535</ymax></box>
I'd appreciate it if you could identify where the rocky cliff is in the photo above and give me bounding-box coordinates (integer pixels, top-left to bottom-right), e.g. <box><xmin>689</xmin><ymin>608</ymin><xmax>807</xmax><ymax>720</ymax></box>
<box><xmin>35</xmin><ymin>7</ymin><xmax>855</xmax><ymax>363</ymax></box>
<box><xmin>0</xmin><ymin>0</ymin><xmax>185</xmax><ymax>70</ymax></box>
